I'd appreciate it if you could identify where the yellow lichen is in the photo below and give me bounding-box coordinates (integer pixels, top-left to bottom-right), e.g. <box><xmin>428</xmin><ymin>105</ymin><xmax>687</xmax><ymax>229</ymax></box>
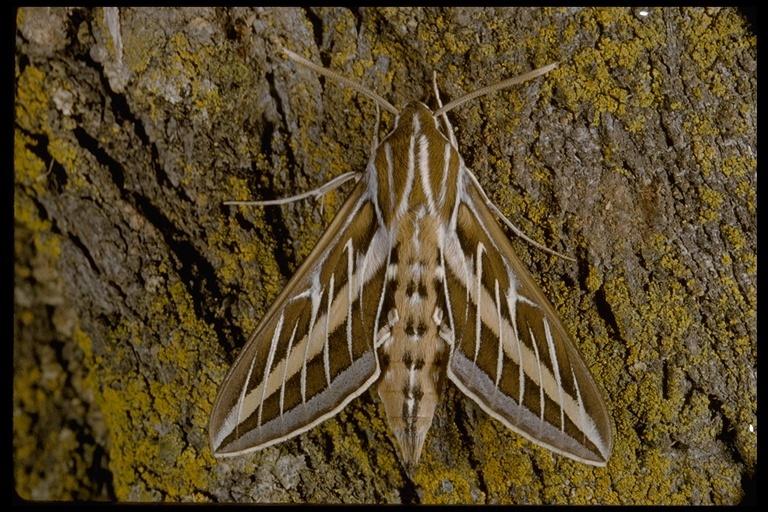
<box><xmin>696</xmin><ymin>187</ymin><xmax>724</xmax><ymax>223</ymax></box>
<box><xmin>15</xmin><ymin>66</ymin><xmax>50</xmax><ymax>134</ymax></box>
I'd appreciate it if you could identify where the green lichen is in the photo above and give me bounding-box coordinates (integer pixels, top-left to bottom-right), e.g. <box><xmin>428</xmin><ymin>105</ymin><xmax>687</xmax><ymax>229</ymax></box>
<box><xmin>15</xmin><ymin>64</ymin><xmax>95</xmax><ymax>196</ymax></box>
<box><xmin>97</xmin><ymin>278</ymin><xmax>218</xmax><ymax>500</ymax></box>
<box><xmin>696</xmin><ymin>187</ymin><xmax>724</xmax><ymax>223</ymax></box>
<box><xmin>15</xmin><ymin>65</ymin><xmax>50</xmax><ymax>135</ymax></box>
<box><xmin>132</xmin><ymin>26</ymin><xmax>250</xmax><ymax>133</ymax></box>
<box><xmin>721</xmin><ymin>223</ymin><xmax>746</xmax><ymax>252</ymax></box>
<box><xmin>14</xmin><ymin>122</ymin><xmax>99</xmax><ymax>499</ymax></box>
<box><xmin>15</xmin><ymin>136</ymin><xmax>53</xmax><ymax>229</ymax></box>
<box><xmin>552</xmin><ymin>9</ymin><xmax>672</xmax><ymax>132</ymax></box>
<box><xmin>585</xmin><ymin>265</ymin><xmax>604</xmax><ymax>293</ymax></box>
<box><xmin>417</xmin><ymin>466</ymin><xmax>477</xmax><ymax>504</ymax></box>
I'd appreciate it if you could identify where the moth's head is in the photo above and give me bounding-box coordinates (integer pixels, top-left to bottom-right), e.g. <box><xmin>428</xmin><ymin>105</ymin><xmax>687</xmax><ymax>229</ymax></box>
<box><xmin>393</xmin><ymin>101</ymin><xmax>440</xmax><ymax>135</ymax></box>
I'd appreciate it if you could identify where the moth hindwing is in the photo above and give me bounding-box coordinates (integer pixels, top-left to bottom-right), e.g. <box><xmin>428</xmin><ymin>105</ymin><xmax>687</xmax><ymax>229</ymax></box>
<box><xmin>210</xmin><ymin>48</ymin><xmax>613</xmax><ymax>475</ymax></box>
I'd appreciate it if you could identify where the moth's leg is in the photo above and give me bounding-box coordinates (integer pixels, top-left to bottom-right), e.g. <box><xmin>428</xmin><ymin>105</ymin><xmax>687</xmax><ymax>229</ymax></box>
<box><xmin>370</xmin><ymin>103</ymin><xmax>381</xmax><ymax>153</ymax></box>
<box><xmin>465</xmin><ymin>169</ymin><xmax>576</xmax><ymax>262</ymax></box>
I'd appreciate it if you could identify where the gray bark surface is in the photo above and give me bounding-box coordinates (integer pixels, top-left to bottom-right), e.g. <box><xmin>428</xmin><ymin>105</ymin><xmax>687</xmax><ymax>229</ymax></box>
<box><xmin>14</xmin><ymin>7</ymin><xmax>755</xmax><ymax>504</ymax></box>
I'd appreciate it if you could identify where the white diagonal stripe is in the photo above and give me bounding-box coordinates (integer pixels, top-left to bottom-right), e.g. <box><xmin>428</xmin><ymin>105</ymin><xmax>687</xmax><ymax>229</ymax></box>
<box><xmin>324</xmin><ymin>273</ymin><xmax>335</xmax><ymax>387</ymax></box>
<box><xmin>258</xmin><ymin>312</ymin><xmax>284</xmax><ymax>427</ymax></box>
<box><xmin>543</xmin><ymin>317</ymin><xmax>565</xmax><ymax>431</ymax></box>
<box><xmin>495</xmin><ymin>279</ymin><xmax>504</xmax><ymax>387</ymax></box>
<box><xmin>280</xmin><ymin>323</ymin><xmax>299</xmax><ymax>416</ymax></box>
<box><xmin>529</xmin><ymin>325</ymin><xmax>544</xmax><ymax>421</ymax></box>
<box><xmin>474</xmin><ymin>242</ymin><xmax>485</xmax><ymax>367</ymax></box>
<box><xmin>345</xmin><ymin>239</ymin><xmax>354</xmax><ymax>361</ymax></box>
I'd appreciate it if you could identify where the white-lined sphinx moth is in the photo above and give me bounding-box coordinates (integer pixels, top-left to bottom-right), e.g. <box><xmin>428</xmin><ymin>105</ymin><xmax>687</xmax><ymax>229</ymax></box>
<box><xmin>210</xmin><ymin>47</ymin><xmax>613</xmax><ymax>475</ymax></box>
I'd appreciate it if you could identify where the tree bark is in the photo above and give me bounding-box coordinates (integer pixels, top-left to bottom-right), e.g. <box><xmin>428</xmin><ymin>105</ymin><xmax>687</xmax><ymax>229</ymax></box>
<box><xmin>14</xmin><ymin>7</ymin><xmax>755</xmax><ymax>504</ymax></box>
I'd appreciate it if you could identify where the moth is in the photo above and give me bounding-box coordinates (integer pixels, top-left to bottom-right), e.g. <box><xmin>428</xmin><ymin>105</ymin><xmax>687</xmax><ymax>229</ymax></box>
<box><xmin>210</xmin><ymin>47</ymin><xmax>613</xmax><ymax>475</ymax></box>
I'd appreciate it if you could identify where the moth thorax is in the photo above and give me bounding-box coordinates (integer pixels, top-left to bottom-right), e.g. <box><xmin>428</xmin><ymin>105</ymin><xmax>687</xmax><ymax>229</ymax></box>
<box><xmin>373</xmin><ymin>101</ymin><xmax>460</xmax><ymax>228</ymax></box>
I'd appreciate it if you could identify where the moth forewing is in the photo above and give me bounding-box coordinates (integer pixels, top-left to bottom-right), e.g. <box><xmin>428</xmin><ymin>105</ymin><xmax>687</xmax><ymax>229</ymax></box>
<box><xmin>211</xmin><ymin>48</ymin><xmax>613</xmax><ymax>473</ymax></box>
<box><xmin>443</xmin><ymin>180</ymin><xmax>612</xmax><ymax>466</ymax></box>
<box><xmin>209</xmin><ymin>181</ymin><xmax>384</xmax><ymax>456</ymax></box>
